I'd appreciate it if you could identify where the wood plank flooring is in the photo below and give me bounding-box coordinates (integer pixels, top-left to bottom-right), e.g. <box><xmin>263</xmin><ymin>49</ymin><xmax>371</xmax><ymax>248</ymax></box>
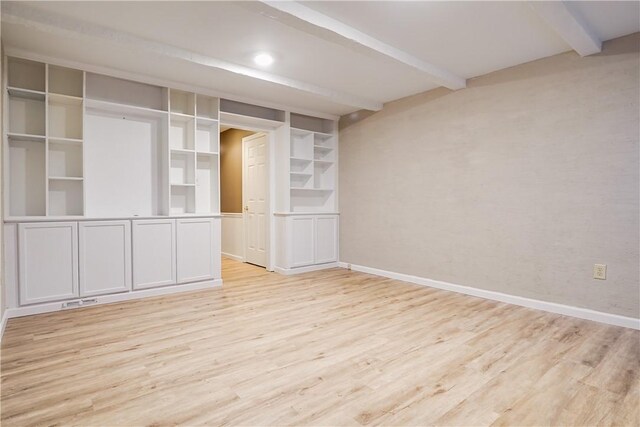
<box><xmin>1</xmin><ymin>258</ymin><xmax>638</xmax><ymax>426</ymax></box>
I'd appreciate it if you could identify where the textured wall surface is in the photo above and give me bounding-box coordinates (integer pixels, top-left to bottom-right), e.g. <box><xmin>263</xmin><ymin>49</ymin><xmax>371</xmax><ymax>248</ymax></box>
<box><xmin>339</xmin><ymin>34</ymin><xmax>640</xmax><ymax>318</ymax></box>
<box><xmin>220</xmin><ymin>128</ymin><xmax>254</xmax><ymax>213</ymax></box>
<box><xmin>1</xmin><ymin>39</ymin><xmax>5</xmax><ymax>324</ymax></box>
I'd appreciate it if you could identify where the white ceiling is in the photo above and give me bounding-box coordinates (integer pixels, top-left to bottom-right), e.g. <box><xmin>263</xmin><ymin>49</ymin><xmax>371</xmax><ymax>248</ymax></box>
<box><xmin>2</xmin><ymin>1</ymin><xmax>638</xmax><ymax>117</ymax></box>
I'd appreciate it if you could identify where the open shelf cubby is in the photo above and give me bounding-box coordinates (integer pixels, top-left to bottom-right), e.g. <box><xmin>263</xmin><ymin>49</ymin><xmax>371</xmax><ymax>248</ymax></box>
<box><xmin>8</xmin><ymin>90</ymin><xmax>45</xmax><ymax>136</ymax></box>
<box><xmin>8</xmin><ymin>58</ymin><xmax>46</xmax><ymax>92</ymax></box>
<box><xmin>49</xmin><ymin>141</ymin><xmax>83</xmax><ymax>178</ymax></box>
<box><xmin>86</xmin><ymin>73</ymin><xmax>167</xmax><ymax>112</ymax></box>
<box><xmin>48</xmin><ymin>65</ymin><xmax>83</xmax><ymax>97</ymax></box>
<box><xmin>196</xmin><ymin>154</ymin><xmax>219</xmax><ymax>213</ymax></box>
<box><xmin>290</xmin><ymin>172</ymin><xmax>313</xmax><ymax>189</ymax></box>
<box><xmin>48</xmin><ymin>179</ymin><xmax>83</xmax><ymax>216</ymax></box>
<box><xmin>314</xmin><ymin>161</ymin><xmax>335</xmax><ymax>190</ymax></box>
<box><xmin>8</xmin><ymin>136</ymin><xmax>46</xmax><ymax>216</ymax></box>
<box><xmin>290</xmin><ymin>157</ymin><xmax>313</xmax><ymax>174</ymax></box>
<box><xmin>314</xmin><ymin>133</ymin><xmax>334</xmax><ymax>147</ymax></box>
<box><xmin>314</xmin><ymin>145</ymin><xmax>334</xmax><ymax>161</ymax></box>
<box><xmin>170</xmin><ymin>185</ymin><xmax>195</xmax><ymax>214</ymax></box>
<box><xmin>291</xmin><ymin>113</ymin><xmax>334</xmax><ymax>134</ymax></box>
<box><xmin>196</xmin><ymin>119</ymin><xmax>219</xmax><ymax>153</ymax></box>
<box><xmin>220</xmin><ymin>99</ymin><xmax>285</xmax><ymax>122</ymax></box>
<box><xmin>170</xmin><ymin>89</ymin><xmax>195</xmax><ymax>116</ymax></box>
<box><xmin>48</xmin><ymin>94</ymin><xmax>83</xmax><ymax>140</ymax></box>
<box><xmin>170</xmin><ymin>151</ymin><xmax>195</xmax><ymax>185</ymax></box>
<box><xmin>196</xmin><ymin>95</ymin><xmax>218</xmax><ymax>119</ymax></box>
<box><xmin>170</xmin><ymin>115</ymin><xmax>195</xmax><ymax>150</ymax></box>
<box><xmin>291</xmin><ymin>130</ymin><xmax>314</xmax><ymax>160</ymax></box>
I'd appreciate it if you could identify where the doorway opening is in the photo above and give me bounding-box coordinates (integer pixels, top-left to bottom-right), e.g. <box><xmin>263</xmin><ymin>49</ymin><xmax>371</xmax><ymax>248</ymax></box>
<box><xmin>219</xmin><ymin>125</ymin><xmax>270</xmax><ymax>270</ymax></box>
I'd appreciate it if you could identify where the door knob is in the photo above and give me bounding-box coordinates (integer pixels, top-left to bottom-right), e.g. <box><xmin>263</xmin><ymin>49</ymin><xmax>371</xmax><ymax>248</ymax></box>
<box><xmin>244</xmin><ymin>206</ymin><xmax>249</xmax><ymax>211</ymax></box>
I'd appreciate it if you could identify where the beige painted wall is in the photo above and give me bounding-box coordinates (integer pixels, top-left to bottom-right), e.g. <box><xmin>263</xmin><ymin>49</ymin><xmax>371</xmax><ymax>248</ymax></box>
<box><xmin>339</xmin><ymin>33</ymin><xmax>640</xmax><ymax>318</ymax></box>
<box><xmin>220</xmin><ymin>128</ymin><xmax>254</xmax><ymax>213</ymax></box>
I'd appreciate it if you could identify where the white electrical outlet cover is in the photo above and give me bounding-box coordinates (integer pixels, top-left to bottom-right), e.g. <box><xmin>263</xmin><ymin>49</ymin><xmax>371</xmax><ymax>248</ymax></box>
<box><xmin>593</xmin><ymin>264</ymin><xmax>607</xmax><ymax>280</ymax></box>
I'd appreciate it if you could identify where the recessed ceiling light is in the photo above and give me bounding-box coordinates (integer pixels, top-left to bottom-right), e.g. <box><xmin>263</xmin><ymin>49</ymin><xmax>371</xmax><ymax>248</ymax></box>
<box><xmin>254</xmin><ymin>52</ymin><xmax>274</xmax><ymax>67</ymax></box>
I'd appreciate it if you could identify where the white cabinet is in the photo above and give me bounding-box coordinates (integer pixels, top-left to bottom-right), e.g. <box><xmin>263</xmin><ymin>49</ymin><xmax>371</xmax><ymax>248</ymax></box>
<box><xmin>176</xmin><ymin>218</ymin><xmax>220</xmax><ymax>283</ymax></box>
<box><xmin>79</xmin><ymin>221</ymin><xmax>131</xmax><ymax>296</ymax></box>
<box><xmin>291</xmin><ymin>217</ymin><xmax>315</xmax><ymax>267</ymax></box>
<box><xmin>281</xmin><ymin>214</ymin><xmax>338</xmax><ymax>270</ymax></box>
<box><xmin>132</xmin><ymin>219</ymin><xmax>176</xmax><ymax>289</ymax></box>
<box><xmin>315</xmin><ymin>216</ymin><xmax>338</xmax><ymax>264</ymax></box>
<box><xmin>18</xmin><ymin>222</ymin><xmax>79</xmax><ymax>305</ymax></box>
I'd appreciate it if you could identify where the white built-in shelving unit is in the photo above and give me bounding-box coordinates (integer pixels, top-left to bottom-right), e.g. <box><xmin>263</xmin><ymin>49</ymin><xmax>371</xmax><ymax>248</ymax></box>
<box><xmin>168</xmin><ymin>89</ymin><xmax>220</xmax><ymax>215</ymax></box>
<box><xmin>3</xmin><ymin>53</ymin><xmax>339</xmax><ymax>315</ymax></box>
<box><xmin>4</xmin><ymin>58</ymin><xmax>220</xmax><ymax>219</ymax></box>
<box><xmin>288</xmin><ymin>113</ymin><xmax>337</xmax><ymax>213</ymax></box>
<box><xmin>5</xmin><ymin>58</ymin><xmax>85</xmax><ymax>217</ymax></box>
<box><xmin>3</xmin><ymin>56</ymin><xmax>224</xmax><ymax>316</ymax></box>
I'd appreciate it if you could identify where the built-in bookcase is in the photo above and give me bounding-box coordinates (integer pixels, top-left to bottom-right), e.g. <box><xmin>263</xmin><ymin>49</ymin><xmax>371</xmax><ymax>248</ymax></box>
<box><xmin>5</xmin><ymin>58</ymin><xmax>85</xmax><ymax>216</ymax></box>
<box><xmin>288</xmin><ymin>113</ymin><xmax>337</xmax><ymax>212</ymax></box>
<box><xmin>168</xmin><ymin>89</ymin><xmax>220</xmax><ymax>215</ymax></box>
<box><xmin>4</xmin><ymin>57</ymin><xmax>220</xmax><ymax>218</ymax></box>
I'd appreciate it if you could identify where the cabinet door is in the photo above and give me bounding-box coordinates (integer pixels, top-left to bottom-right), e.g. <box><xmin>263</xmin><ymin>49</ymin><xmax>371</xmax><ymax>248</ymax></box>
<box><xmin>176</xmin><ymin>218</ymin><xmax>217</xmax><ymax>283</ymax></box>
<box><xmin>132</xmin><ymin>219</ymin><xmax>176</xmax><ymax>289</ymax></box>
<box><xmin>18</xmin><ymin>222</ymin><xmax>79</xmax><ymax>305</ymax></box>
<box><xmin>291</xmin><ymin>217</ymin><xmax>315</xmax><ymax>267</ymax></box>
<box><xmin>315</xmin><ymin>216</ymin><xmax>338</xmax><ymax>264</ymax></box>
<box><xmin>79</xmin><ymin>221</ymin><xmax>132</xmax><ymax>297</ymax></box>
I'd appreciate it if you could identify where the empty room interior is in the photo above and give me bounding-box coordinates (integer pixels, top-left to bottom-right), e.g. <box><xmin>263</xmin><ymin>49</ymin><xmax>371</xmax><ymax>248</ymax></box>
<box><xmin>0</xmin><ymin>1</ymin><xmax>639</xmax><ymax>426</ymax></box>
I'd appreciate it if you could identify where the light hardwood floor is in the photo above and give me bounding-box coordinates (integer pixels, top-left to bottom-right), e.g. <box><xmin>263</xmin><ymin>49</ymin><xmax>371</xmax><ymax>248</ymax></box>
<box><xmin>1</xmin><ymin>258</ymin><xmax>638</xmax><ymax>426</ymax></box>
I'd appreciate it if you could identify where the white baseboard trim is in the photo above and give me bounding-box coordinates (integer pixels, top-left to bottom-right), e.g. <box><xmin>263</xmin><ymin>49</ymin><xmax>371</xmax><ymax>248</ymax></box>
<box><xmin>5</xmin><ymin>279</ymin><xmax>223</xmax><ymax>320</ymax></box>
<box><xmin>222</xmin><ymin>252</ymin><xmax>244</xmax><ymax>262</ymax></box>
<box><xmin>0</xmin><ymin>310</ymin><xmax>9</xmax><ymax>341</ymax></box>
<box><xmin>275</xmin><ymin>262</ymin><xmax>339</xmax><ymax>276</ymax></box>
<box><xmin>341</xmin><ymin>262</ymin><xmax>640</xmax><ymax>330</ymax></box>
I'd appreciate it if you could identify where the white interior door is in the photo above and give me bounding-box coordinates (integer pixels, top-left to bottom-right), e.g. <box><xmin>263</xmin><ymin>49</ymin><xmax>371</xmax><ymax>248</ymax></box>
<box><xmin>243</xmin><ymin>132</ymin><xmax>267</xmax><ymax>267</ymax></box>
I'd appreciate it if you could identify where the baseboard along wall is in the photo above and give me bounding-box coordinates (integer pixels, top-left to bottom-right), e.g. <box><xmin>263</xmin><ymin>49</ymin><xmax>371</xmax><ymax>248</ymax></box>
<box><xmin>337</xmin><ymin>262</ymin><xmax>639</xmax><ymax>330</ymax></box>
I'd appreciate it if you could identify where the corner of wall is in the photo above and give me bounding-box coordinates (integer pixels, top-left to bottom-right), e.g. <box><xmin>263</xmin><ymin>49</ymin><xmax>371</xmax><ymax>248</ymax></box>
<box><xmin>0</xmin><ymin>38</ymin><xmax>6</xmax><ymax>340</ymax></box>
